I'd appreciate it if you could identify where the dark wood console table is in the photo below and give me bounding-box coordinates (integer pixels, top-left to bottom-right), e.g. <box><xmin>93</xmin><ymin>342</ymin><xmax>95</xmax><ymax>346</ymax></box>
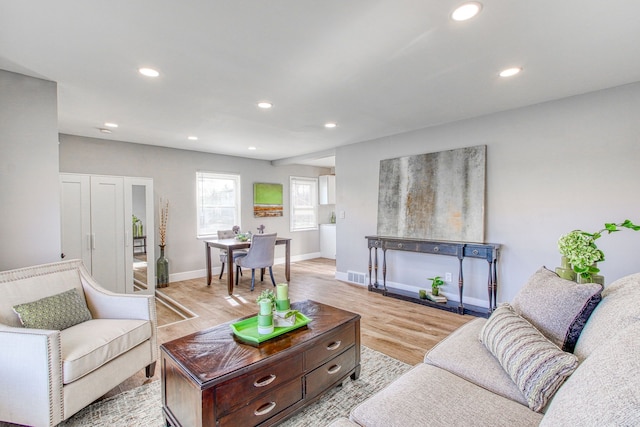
<box><xmin>366</xmin><ymin>235</ymin><xmax>500</xmax><ymax>315</ymax></box>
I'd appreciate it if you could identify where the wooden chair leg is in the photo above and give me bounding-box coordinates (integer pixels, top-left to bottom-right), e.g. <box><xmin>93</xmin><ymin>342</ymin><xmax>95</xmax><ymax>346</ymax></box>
<box><xmin>269</xmin><ymin>266</ymin><xmax>276</xmax><ymax>286</ymax></box>
<box><xmin>250</xmin><ymin>269</ymin><xmax>256</xmax><ymax>291</ymax></box>
<box><xmin>219</xmin><ymin>261</ymin><xmax>225</xmax><ymax>280</ymax></box>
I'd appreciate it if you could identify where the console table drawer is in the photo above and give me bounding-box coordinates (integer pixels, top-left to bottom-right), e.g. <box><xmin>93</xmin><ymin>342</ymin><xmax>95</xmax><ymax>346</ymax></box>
<box><xmin>304</xmin><ymin>323</ymin><xmax>355</xmax><ymax>369</ymax></box>
<box><xmin>218</xmin><ymin>378</ymin><xmax>303</xmax><ymax>427</ymax></box>
<box><xmin>215</xmin><ymin>353</ymin><xmax>303</xmax><ymax>415</ymax></box>
<box><xmin>305</xmin><ymin>346</ymin><xmax>357</xmax><ymax>399</ymax></box>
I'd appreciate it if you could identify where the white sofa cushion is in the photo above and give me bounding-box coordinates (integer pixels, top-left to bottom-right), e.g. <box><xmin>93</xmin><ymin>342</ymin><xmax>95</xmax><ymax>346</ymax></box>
<box><xmin>61</xmin><ymin>318</ymin><xmax>151</xmax><ymax>384</ymax></box>
<box><xmin>541</xmin><ymin>321</ymin><xmax>640</xmax><ymax>426</ymax></box>
<box><xmin>480</xmin><ymin>304</ymin><xmax>578</xmax><ymax>412</ymax></box>
<box><xmin>574</xmin><ymin>272</ymin><xmax>640</xmax><ymax>360</ymax></box>
<box><xmin>350</xmin><ymin>363</ymin><xmax>543</xmax><ymax>427</ymax></box>
<box><xmin>424</xmin><ymin>318</ymin><xmax>528</xmax><ymax>406</ymax></box>
<box><xmin>511</xmin><ymin>267</ymin><xmax>602</xmax><ymax>352</ymax></box>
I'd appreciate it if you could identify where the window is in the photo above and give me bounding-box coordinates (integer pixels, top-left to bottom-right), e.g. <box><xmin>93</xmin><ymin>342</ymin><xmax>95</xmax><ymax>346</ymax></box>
<box><xmin>290</xmin><ymin>176</ymin><xmax>318</xmax><ymax>232</ymax></box>
<box><xmin>196</xmin><ymin>172</ymin><xmax>241</xmax><ymax>238</ymax></box>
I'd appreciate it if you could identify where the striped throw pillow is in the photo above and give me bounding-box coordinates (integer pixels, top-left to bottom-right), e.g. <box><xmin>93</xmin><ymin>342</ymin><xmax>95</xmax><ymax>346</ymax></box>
<box><xmin>480</xmin><ymin>304</ymin><xmax>579</xmax><ymax>412</ymax></box>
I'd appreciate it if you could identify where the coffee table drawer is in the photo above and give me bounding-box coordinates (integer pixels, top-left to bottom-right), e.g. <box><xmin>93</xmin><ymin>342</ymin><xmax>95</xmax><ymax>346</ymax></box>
<box><xmin>306</xmin><ymin>345</ymin><xmax>357</xmax><ymax>399</ymax></box>
<box><xmin>305</xmin><ymin>322</ymin><xmax>355</xmax><ymax>369</ymax></box>
<box><xmin>218</xmin><ymin>378</ymin><xmax>303</xmax><ymax>427</ymax></box>
<box><xmin>216</xmin><ymin>353</ymin><xmax>303</xmax><ymax>415</ymax></box>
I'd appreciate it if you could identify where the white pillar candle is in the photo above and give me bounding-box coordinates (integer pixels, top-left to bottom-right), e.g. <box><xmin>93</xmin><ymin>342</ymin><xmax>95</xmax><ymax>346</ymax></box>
<box><xmin>259</xmin><ymin>300</ymin><xmax>272</xmax><ymax>315</ymax></box>
<box><xmin>276</xmin><ymin>283</ymin><xmax>288</xmax><ymax>300</ymax></box>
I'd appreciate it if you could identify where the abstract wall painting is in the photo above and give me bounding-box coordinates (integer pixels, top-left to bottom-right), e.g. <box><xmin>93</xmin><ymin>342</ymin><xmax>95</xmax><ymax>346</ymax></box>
<box><xmin>377</xmin><ymin>145</ymin><xmax>486</xmax><ymax>242</ymax></box>
<box><xmin>254</xmin><ymin>182</ymin><xmax>283</xmax><ymax>217</ymax></box>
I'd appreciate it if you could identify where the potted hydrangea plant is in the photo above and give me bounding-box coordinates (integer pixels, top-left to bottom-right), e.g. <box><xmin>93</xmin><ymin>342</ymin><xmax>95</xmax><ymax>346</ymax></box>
<box><xmin>558</xmin><ymin>219</ymin><xmax>640</xmax><ymax>283</ymax></box>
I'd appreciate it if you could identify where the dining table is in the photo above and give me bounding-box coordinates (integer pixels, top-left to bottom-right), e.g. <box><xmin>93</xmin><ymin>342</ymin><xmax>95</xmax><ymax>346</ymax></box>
<box><xmin>204</xmin><ymin>236</ymin><xmax>292</xmax><ymax>295</ymax></box>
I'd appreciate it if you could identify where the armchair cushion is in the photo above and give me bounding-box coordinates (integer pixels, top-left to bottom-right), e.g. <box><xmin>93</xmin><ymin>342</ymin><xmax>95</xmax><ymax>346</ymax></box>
<box><xmin>13</xmin><ymin>288</ymin><xmax>92</xmax><ymax>330</ymax></box>
<box><xmin>61</xmin><ymin>318</ymin><xmax>152</xmax><ymax>384</ymax></box>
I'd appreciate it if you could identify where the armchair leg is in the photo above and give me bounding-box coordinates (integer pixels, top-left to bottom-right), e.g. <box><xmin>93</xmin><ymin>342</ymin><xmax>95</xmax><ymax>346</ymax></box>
<box><xmin>219</xmin><ymin>262</ymin><xmax>225</xmax><ymax>280</ymax></box>
<box><xmin>235</xmin><ymin>266</ymin><xmax>240</xmax><ymax>287</ymax></box>
<box><xmin>146</xmin><ymin>361</ymin><xmax>157</xmax><ymax>378</ymax></box>
<box><xmin>250</xmin><ymin>269</ymin><xmax>256</xmax><ymax>291</ymax></box>
<box><xmin>269</xmin><ymin>267</ymin><xmax>276</xmax><ymax>286</ymax></box>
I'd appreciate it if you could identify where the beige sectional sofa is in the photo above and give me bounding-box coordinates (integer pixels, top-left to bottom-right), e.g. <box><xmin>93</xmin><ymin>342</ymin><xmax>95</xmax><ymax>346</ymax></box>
<box><xmin>0</xmin><ymin>260</ymin><xmax>158</xmax><ymax>427</ymax></box>
<box><xmin>331</xmin><ymin>267</ymin><xmax>640</xmax><ymax>426</ymax></box>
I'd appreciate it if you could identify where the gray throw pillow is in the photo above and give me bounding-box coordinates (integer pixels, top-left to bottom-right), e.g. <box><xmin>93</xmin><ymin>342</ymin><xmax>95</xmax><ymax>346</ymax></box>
<box><xmin>511</xmin><ymin>267</ymin><xmax>602</xmax><ymax>352</ymax></box>
<box><xmin>480</xmin><ymin>304</ymin><xmax>579</xmax><ymax>412</ymax></box>
<box><xmin>13</xmin><ymin>288</ymin><xmax>92</xmax><ymax>330</ymax></box>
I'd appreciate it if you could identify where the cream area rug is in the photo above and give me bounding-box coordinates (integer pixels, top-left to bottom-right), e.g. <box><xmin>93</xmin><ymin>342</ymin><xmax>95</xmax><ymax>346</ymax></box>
<box><xmin>59</xmin><ymin>346</ymin><xmax>410</xmax><ymax>426</ymax></box>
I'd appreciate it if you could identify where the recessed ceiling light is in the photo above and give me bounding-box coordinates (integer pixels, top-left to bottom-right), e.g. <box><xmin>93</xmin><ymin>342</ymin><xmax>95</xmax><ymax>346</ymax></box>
<box><xmin>139</xmin><ymin>67</ymin><xmax>160</xmax><ymax>77</ymax></box>
<box><xmin>451</xmin><ymin>2</ymin><xmax>482</xmax><ymax>21</ymax></box>
<box><xmin>99</xmin><ymin>128</ymin><xmax>112</xmax><ymax>134</ymax></box>
<box><xmin>104</xmin><ymin>122</ymin><xmax>118</xmax><ymax>128</ymax></box>
<box><xmin>499</xmin><ymin>67</ymin><xmax>522</xmax><ymax>77</ymax></box>
<box><xmin>257</xmin><ymin>102</ymin><xmax>273</xmax><ymax>109</ymax></box>
<box><xmin>188</xmin><ymin>136</ymin><xmax>198</xmax><ymax>141</ymax></box>
<box><xmin>248</xmin><ymin>146</ymin><xmax>257</xmax><ymax>150</ymax></box>
<box><xmin>324</xmin><ymin>122</ymin><xmax>337</xmax><ymax>129</ymax></box>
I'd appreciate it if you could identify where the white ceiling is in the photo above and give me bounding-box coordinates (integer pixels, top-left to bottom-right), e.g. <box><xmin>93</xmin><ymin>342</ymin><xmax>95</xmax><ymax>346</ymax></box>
<box><xmin>2</xmin><ymin>1</ymin><xmax>640</xmax><ymax>167</ymax></box>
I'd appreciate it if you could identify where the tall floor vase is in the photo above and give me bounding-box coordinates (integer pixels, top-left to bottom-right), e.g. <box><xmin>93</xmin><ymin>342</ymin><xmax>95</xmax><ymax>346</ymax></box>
<box><xmin>157</xmin><ymin>245</ymin><xmax>169</xmax><ymax>288</ymax></box>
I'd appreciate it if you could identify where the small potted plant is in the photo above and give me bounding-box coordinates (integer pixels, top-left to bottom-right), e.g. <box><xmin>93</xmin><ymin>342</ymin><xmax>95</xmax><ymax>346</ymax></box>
<box><xmin>428</xmin><ymin>276</ymin><xmax>445</xmax><ymax>296</ymax></box>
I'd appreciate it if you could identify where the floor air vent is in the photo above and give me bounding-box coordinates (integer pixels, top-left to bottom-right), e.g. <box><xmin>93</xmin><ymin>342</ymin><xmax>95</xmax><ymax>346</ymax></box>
<box><xmin>347</xmin><ymin>271</ymin><xmax>366</xmax><ymax>285</ymax></box>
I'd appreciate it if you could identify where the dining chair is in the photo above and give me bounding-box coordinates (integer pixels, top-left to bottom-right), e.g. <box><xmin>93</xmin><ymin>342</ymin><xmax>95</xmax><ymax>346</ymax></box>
<box><xmin>235</xmin><ymin>233</ymin><xmax>277</xmax><ymax>291</ymax></box>
<box><xmin>217</xmin><ymin>229</ymin><xmax>247</xmax><ymax>280</ymax></box>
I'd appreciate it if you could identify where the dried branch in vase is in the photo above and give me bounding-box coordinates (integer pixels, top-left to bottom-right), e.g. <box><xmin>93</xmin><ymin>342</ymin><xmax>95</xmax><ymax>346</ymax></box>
<box><xmin>159</xmin><ymin>198</ymin><xmax>169</xmax><ymax>246</ymax></box>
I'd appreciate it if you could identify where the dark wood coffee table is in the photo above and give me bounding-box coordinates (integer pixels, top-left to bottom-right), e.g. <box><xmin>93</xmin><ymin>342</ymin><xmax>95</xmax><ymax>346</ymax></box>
<box><xmin>160</xmin><ymin>300</ymin><xmax>361</xmax><ymax>427</ymax></box>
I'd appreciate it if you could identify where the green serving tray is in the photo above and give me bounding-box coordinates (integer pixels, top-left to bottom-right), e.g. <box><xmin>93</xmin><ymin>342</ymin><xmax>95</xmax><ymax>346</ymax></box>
<box><xmin>230</xmin><ymin>312</ymin><xmax>312</xmax><ymax>345</ymax></box>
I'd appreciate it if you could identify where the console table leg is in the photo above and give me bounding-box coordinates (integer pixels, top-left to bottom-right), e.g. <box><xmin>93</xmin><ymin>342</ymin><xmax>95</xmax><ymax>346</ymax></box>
<box><xmin>382</xmin><ymin>249</ymin><xmax>388</xmax><ymax>293</ymax></box>
<box><xmin>457</xmin><ymin>257</ymin><xmax>464</xmax><ymax>315</ymax></box>
<box><xmin>487</xmin><ymin>260</ymin><xmax>494</xmax><ymax>313</ymax></box>
<box><xmin>368</xmin><ymin>247</ymin><xmax>373</xmax><ymax>288</ymax></box>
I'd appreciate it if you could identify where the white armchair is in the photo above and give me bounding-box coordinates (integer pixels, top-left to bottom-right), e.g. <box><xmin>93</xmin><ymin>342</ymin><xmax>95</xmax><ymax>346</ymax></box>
<box><xmin>0</xmin><ymin>259</ymin><xmax>158</xmax><ymax>427</ymax></box>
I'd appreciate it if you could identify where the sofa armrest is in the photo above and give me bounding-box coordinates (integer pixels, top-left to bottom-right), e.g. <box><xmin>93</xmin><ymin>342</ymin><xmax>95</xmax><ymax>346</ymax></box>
<box><xmin>0</xmin><ymin>324</ymin><xmax>64</xmax><ymax>426</ymax></box>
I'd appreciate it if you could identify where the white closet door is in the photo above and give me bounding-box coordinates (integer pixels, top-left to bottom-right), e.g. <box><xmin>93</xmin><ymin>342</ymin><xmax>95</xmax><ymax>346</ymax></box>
<box><xmin>90</xmin><ymin>176</ymin><xmax>125</xmax><ymax>293</ymax></box>
<box><xmin>60</xmin><ymin>174</ymin><xmax>92</xmax><ymax>270</ymax></box>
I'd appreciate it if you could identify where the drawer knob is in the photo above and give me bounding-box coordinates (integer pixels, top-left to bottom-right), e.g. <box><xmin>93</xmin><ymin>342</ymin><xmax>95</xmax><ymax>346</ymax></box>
<box><xmin>254</xmin><ymin>401</ymin><xmax>277</xmax><ymax>416</ymax></box>
<box><xmin>326</xmin><ymin>341</ymin><xmax>342</xmax><ymax>351</ymax></box>
<box><xmin>433</xmin><ymin>246</ymin><xmax>439</xmax><ymax>252</ymax></box>
<box><xmin>327</xmin><ymin>364</ymin><xmax>342</xmax><ymax>375</ymax></box>
<box><xmin>397</xmin><ymin>243</ymin><xmax>403</xmax><ymax>248</ymax></box>
<box><xmin>472</xmin><ymin>249</ymin><xmax>479</xmax><ymax>255</ymax></box>
<box><xmin>253</xmin><ymin>374</ymin><xmax>276</xmax><ymax>388</ymax></box>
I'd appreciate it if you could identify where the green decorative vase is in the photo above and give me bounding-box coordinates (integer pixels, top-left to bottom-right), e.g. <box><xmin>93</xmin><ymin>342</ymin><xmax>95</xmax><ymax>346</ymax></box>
<box><xmin>576</xmin><ymin>263</ymin><xmax>604</xmax><ymax>285</ymax></box>
<box><xmin>555</xmin><ymin>256</ymin><xmax>577</xmax><ymax>281</ymax></box>
<box><xmin>156</xmin><ymin>245</ymin><xmax>169</xmax><ymax>288</ymax></box>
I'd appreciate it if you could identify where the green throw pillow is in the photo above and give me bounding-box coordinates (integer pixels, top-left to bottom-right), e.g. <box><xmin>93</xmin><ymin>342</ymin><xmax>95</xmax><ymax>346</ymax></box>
<box><xmin>13</xmin><ymin>288</ymin><xmax>92</xmax><ymax>330</ymax></box>
<box><xmin>480</xmin><ymin>304</ymin><xmax>579</xmax><ymax>412</ymax></box>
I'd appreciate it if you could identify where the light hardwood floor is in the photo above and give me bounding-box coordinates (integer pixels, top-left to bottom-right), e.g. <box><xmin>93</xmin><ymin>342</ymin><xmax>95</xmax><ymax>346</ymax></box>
<box><xmin>112</xmin><ymin>258</ymin><xmax>472</xmax><ymax>396</ymax></box>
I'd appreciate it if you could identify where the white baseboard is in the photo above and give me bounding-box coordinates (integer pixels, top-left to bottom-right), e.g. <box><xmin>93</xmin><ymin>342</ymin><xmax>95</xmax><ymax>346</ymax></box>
<box><xmin>168</xmin><ymin>252</ymin><xmax>323</xmax><ymax>283</ymax></box>
<box><xmin>335</xmin><ymin>271</ymin><xmax>489</xmax><ymax>308</ymax></box>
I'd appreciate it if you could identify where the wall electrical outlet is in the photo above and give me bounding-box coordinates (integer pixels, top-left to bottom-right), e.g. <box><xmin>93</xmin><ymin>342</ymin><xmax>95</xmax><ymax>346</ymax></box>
<box><xmin>445</xmin><ymin>272</ymin><xmax>452</xmax><ymax>282</ymax></box>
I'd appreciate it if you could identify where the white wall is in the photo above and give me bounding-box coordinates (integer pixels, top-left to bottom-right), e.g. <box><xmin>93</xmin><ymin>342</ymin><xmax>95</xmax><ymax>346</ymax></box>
<box><xmin>59</xmin><ymin>135</ymin><xmax>330</xmax><ymax>280</ymax></box>
<box><xmin>0</xmin><ymin>70</ymin><xmax>60</xmax><ymax>270</ymax></box>
<box><xmin>335</xmin><ymin>82</ymin><xmax>640</xmax><ymax>305</ymax></box>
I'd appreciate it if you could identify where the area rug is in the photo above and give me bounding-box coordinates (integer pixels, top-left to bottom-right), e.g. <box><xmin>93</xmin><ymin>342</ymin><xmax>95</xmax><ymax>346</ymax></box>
<box><xmin>59</xmin><ymin>346</ymin><xmax>411</xmax><ymax>426</ymax></box>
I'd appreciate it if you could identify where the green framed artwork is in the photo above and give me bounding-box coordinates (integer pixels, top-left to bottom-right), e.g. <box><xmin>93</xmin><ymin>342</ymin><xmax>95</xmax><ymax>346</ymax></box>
<box><xmin>254</xmin><ymin>182</ymin><xmax>283</xmax><ymax>217</ymax></box>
